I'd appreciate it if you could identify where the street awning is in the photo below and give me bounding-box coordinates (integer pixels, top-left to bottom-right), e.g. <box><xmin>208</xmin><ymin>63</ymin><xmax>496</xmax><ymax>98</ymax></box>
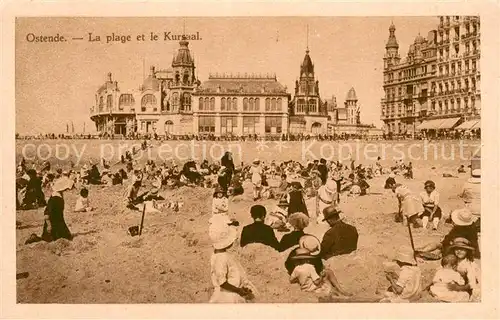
<box><xmin>471</xmin><ymin>121</ymin><xmax>481</xmax><ymax>129</ymax></box>
<box><xmin>455</xmin><ymin>120</ymin><xmax>479</xmax><ymax>130</ymax></box>
<box><xmin>438</xmin><ymin>117</ymin><xmax>461</xmax><ymax>129</ymax></box>
<box><xmin>416</xmin><ymin>119</ymin><xmax>445</xmax><ymax>130</ymax></box>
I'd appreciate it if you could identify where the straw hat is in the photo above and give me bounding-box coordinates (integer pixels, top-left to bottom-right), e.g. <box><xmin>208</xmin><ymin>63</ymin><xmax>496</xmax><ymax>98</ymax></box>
<box><xmin>324</xmin><ymin>180</ymin><xmax>337</xmax><ymax>194</ymax></box>
<box><xmin>394</xmin><ymin>247</ymin><xmax>417</xmax><ymax>265</ymax></box>
<box><xmin>451</xmin><ymin>208</ymin><xmax>474</xmax><ymax>226</ymax></box>
<box><xmin>52</xmin><ymin>177</ymin><xmax>72</xmax><ymax>192</ymax></box>
<box><xmin>298</xmin><ymin>234</ymin><xmax>321</xmax><ymax>255</ymax></box>
<box><xmin>209</xmin><ymin>223</ymin><xmax>237</xmax><ymax>250</ymax></box>
<box><xmin>253</xmin><ymin>158</ymin><xmax>260</xmax><ymax>164</ymax></box>
<box><xmin>449</xmin><ymin>237</ymin><xmax>475</xmax><ymax>251</ymax></box>
<box><xmin>291</xmin><ymin>248</ymin><xmax>314</xmax><ymax>260</ymax></box>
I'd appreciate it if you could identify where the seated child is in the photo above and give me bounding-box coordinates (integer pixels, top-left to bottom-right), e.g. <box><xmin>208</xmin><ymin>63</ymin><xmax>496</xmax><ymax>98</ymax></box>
<box><xmin>74</xmin><ymin>188</ymin><xmax>94</xmax><ymax>212</ymax></box>
<box><xmin>275</xmin><ymin>174</ymin><xmax>289</xmax><ymax>200</ymax></box>
<box><xmin>381</xmin><ymin>248</ymin><xmax>422</xmax><ymax>303</ymax></box>
<box><xmin>265</xmin><ymin>199</ymin><xmax>290</xmax><ymax>233</ymax></box>
<box><xmin>429</xmin><ymin>254</ymin><xmax>470</xmax><ymax>302</ymax></box>
<box><xmin>212</xmin><ymin>187</ymin><xmax>229</xmax><ymax>216</ymax></box>
<box><xmin>240</xmin><ymin>205</ymin><xmax>280</xmax><ymax>250</ymax></box>
<box><xmin>289</xmin><ymin>248</ymin><xmax>351</xmax><ymax>297</ymax></box>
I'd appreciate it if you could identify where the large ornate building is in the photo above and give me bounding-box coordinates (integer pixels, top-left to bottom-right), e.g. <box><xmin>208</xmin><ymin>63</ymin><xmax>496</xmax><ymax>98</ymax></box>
<box><xmin>381</xmin><ymin>16</ymin><xmax>481</xmax><ymax>136</ymax></box>
<box><xmin>91</xmin><ymin>40</ymin><xmax>374</xmax><ymax>137</ymax></box>
<box><xmin>191</xmin><ymin>73</ymin><xmax>290</xmax><ymax>136</ymax></box>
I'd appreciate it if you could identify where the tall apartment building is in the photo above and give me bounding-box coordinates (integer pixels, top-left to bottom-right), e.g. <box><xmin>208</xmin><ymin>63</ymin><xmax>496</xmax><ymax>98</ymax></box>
<box><xmin>381</xmin><ymin>23</ymin><xmax>437</xmax><ymax>136</ymax></box>
<box><xmin>381</xmin><ymin>16</ymin><xmax>481</xmax><ymax>136</ymax></box>
<box><xmin>426</xmin><ymin>16</ymin><xmax>481</xmax><ymax>131</ymax></box>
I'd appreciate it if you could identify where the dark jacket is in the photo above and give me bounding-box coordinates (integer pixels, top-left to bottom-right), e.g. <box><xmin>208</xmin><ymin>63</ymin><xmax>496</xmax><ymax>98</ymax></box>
<box><xmin>240</xmin><ymin>221</ymin><xmax>280</xmax><ymax>250</ymax></box>
<box><xmin>279</xmin><ymin>230</ymin><xmax>305</xmax><ymax>252</ymax></box>
<box><xmin>288</xmin><ymin>190</ymin><xmax>308</xmax><ymax>216</ymax></box>
<box><xmin>317</xmin><ymin>164</ymin><xmax>328</xmax><ymax>184</ymax></box>
<box><xmin>320</xmin><ymin>220</ymin><xmax>358</xmax><ymax>260</ymax></box>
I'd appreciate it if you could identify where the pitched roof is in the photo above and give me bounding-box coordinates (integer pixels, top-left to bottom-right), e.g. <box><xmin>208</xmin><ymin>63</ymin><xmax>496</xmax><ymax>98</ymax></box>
<box><xmin>346</xmin><ymin>87</ymin><xmax>357</xmax><ymax>101</ymax></box>
<box><xmin>172</xmin><ymin>41</ymin><xmax>194</xmax><ymax>67</ymax></box>
<box><xmin>195</xmin><ymin>74</ymin><xmax>288</xmax><ymax>95</ymax></box>
<box><xmin>300</xmin><ymin>50</ymin><xmax>314</xmax><ymax>76</ymax></box>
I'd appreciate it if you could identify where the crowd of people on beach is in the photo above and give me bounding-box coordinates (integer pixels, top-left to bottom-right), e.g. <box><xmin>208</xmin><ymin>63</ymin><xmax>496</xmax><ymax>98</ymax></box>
<box><xmin>15</xmin><ymin>138</ymin><xmax>481</xmax><ymax>303</ymax></box>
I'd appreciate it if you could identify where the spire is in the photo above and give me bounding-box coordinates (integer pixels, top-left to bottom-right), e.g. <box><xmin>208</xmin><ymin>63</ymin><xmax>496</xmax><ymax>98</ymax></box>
<box><xmin>301</xmin><ymin>49</ymin><xmax>314</xmax><ymax>76</ymax></box>
<box><xmin>306</xmin><ymin>24</ymin><xmax>309</xmax><ymax>53</ymax></box>
<box><xmin>172</xmin><ymin>39</ymin><xmax>194</xmax><ymax>67</ymax></box>
<box><xmin>386</xmin><ymin>22</ymin><xmax>399</xmax><ymax>49</ymax></box>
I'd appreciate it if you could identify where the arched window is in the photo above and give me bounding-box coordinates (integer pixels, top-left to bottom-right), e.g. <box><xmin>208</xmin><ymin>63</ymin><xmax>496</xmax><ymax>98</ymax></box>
<box><xmin>311</xmin><ymin>122</ymin><xmax>322</xmax><ymax>135</ymax></box>
<box><xmin>205</xmin><ymin>97</ymin><xmax>210</xmax><ymax>111</ymax></box>
<box><xmin>141</xmin><ymin>94</ymin><xmax>156</xmax><ymax>112</ymax></box>
<box><xmin>243</xmin><ymin>98</ymin><xmax>248</xmax><ymax>111</ymax></box>
<box><xmin>210</xmin><ymin>97</ymin><xmax>215</xmax><ymax>110</ymax></box>
<box><xmin>106</xmin><ymin>95</ymin><xmax>113</xmax><ymax>111</ymax></box>
<box><xmin>164</xmin><ymin>120</ymin><xmax>174</xmax><ymax>133</ymax></box>
<box><xmin>308</xmin><ymin>99</ymin><xmax>316</xmax><ymax>113</ymax></box>
<box><xmin>99</xmin><ymin>96</ymin><xmax>104</xmax><ymax>111</ymax></box>
<box><xmin>119</xmin><ymin>94</ymin><xmax>135</xmax><ymax>110</ymax></box>
<box><xmin>172</xmin><ymin>93</ymin><xmax>179</xmax><ymax>107</ymax></box>
<box><xmin>271</xmin><ymin>98</ymin><xmax>277</xmax><ymax>111</ymax></box>
<box><xmin>183</xmin><ymin>93</ymin><xmax>191</xmax><ymax>111</ymax></box>
<box><xmin>255</xmin><ymin>98</ymin><xmax>260</xmax><ymax>111</ymax></box>
<box><xmin>221</xmin><ymin>98</ymin><xmax>226</xmax><ymax>111</ymax></box>
<box><xmin>277</xmin><ymin>98</ymin><xmax>282</xmax><ymax>111</ymax></box>
<box><xmin>265</xmin><ymin>98</ymin><xmax>271</xmax><ymax>111</ymax></box>
<box><xmin>232</xmin><ymin>98</ymin><xmax>237</xmax><ymax>111</ymax></box>
<box><xmin>249</xmin><ymin>98</ymin><xmax>254</xmax><ymax>111</ymax></box>
<box><xmin>199</xmin><ymin>97</ymin><xmax>204</xmax><ymax>111</ymax></box>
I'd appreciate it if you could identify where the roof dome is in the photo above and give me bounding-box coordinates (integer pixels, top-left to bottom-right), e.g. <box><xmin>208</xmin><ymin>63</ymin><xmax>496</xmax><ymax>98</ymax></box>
<box><xmin>172</xmin><ymin>40</ymin><xmax>194</xmax><ymax>67</ymax></box>
<box><xmin>346</xmin><ymin>87</ymin><xmax>357</xmax><ymax>101</ymax></box>
<box><xmin>300</xmin><ymin>49</ymin><xmax>314</xmax><ymax>76</ymax></box>
<box><xmin>414</xmin><ymin>34</ymin><xmax>425</xmax><ymax>44</ymax></box>
<box><xmin>142</xmin><ymin>66</ymin><xmax>160</xmax><ymax>91</ymax></box>
<box><xmin>386</xmin><ymin>23</ymin><xmax>399</xmax><ymax>49</ymax></box>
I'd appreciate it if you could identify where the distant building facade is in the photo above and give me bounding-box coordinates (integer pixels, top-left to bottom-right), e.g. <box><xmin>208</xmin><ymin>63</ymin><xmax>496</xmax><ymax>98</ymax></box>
<box><xmin>191</xmin><ymin>73</ymin><xmax>290</xmax><ymax>136</ymax></box>
<box><xmin>381</xmin><ymin>16</ymin><xmax>481</xmax><ymax>136</ymax></box>
<box><xmin>91</xmin><ymin>40</ymin><xmax>377</xmax><ymax>137</ymax></box>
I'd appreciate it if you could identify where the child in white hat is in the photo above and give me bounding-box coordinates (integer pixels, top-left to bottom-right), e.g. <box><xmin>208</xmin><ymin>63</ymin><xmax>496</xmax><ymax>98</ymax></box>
<box><xmin>381</xmin><ymin>248</ymin><xmax>422</xmax><ymax>302</ymax></box>
<box><xmin>208</xmin><ymin>223</ymin><xmax>257</xmax><ymax>303</ymax></box>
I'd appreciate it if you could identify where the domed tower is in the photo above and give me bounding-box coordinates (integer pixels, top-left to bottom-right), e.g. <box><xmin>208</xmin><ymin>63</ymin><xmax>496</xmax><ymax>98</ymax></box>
<box><xmin>345</xmin><ymin>87</ymin><xmax>359</xmax><ymax>125</ymax></box>
<box><xmin>384</xmin><ymin>23</ymin><xmax>401</xmax><ymax>68</ymax></box>
<box><xmin>170</xmin><ymin>40</ymin><xmax>196</xmax><ymax>113</ymax></box>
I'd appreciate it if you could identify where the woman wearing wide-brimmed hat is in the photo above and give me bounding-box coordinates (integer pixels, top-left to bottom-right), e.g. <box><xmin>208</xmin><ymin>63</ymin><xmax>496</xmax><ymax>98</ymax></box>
<box><xmin>415</xmin><ymin>208</ymin><xmax>480</xmax><ymax>260</ymax></box>
<box><xmin>448</xmin><ymin>237</ymin><xmax>481</xmax><ymax>301</ymax></box>
<box><xmin>208</xmin><ymin>223</ymin><xmax>257</xmax><ymax>303</ymax></box>
<box><xmin>40</xmin><ymin>177</ymin><xmax>73</xmax><ymax>242</ymax></box>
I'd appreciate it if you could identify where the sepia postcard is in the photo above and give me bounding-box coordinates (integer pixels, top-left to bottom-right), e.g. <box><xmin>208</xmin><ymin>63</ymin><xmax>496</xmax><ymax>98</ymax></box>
<box><xmin>1</xmin><ymin>1</ymin><xmax>499</xmax><ymax>319</ymax></box>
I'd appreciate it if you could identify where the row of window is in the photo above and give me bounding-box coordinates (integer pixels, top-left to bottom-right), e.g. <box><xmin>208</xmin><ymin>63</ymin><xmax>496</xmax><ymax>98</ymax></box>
<box><xmin>296</xmin><ymin>99</ymin><xmax>317</xmax><ymax>113</ymax></box>
<box><xmin>197</xmin><ymin>116</ymin><xmax>283</xmax><ymax>134</ymax></box>
<box><xmin>382</xmin><ymin>95</ymin><xmax>477</xmax><ymax>116</ymax></box>
<box><xmin>438</xmin><ymin>59</ymin><xmax>478</xmax><ymax>76</ymax></box>
<box><xmin>432</xmin><ymin>76</ymin><xmax>478</xmax><ymax>94</ymax></box>
<box><xmin>198</xmin><ymin>97</ymin><xmax>285</xmax><ymax>112</ymax></box>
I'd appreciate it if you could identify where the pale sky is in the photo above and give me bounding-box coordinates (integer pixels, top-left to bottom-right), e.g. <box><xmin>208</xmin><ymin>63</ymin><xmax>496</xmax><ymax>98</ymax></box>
<box><xmin>16</xmin><ymin>16</ymin><xmax>437</xmax><ymax>134</ymax></box>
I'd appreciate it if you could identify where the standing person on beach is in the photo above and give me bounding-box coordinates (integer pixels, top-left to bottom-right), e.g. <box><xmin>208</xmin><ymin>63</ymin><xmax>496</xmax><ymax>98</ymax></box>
<box><xmin>250</xmin><ymin>159</ymin><xmax>263</xmax><ymax>201</ymax></box>
<box><xmin>220</xmin><ymin>151</ymin><xmax>235</xmax><ymax>184</ymax></box>
<box><xmin>41</xmin><ymin>177</ymin><xmax>73</xmax><ymax>242</ymax></box>
<box><xmin>317</xmin><ymin>158</ymin><xmax>329</xmax><ymax>185</ymax></box>
<box><xmin>387</xmin><ymin>181</ymin><xmax>422</xmax><ymax>228</ymax></box>
<box><xmin>287</xmin><ymin>182</ymin><xmax>308</xmax><ymax>217</ymax></box>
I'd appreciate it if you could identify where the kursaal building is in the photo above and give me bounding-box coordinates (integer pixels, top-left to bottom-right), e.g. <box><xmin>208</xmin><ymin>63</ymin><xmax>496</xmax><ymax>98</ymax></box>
<box><xmin>90</xmin><ymin>40</ymin><xmax>374</xmax><ymax>137</ymax></box>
